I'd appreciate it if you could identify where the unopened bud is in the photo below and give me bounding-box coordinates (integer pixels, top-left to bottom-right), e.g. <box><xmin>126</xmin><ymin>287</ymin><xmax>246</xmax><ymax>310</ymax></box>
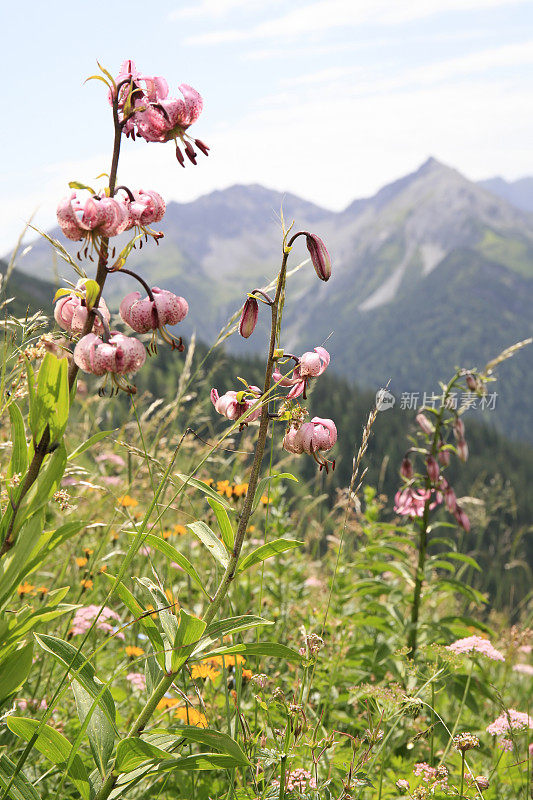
<box><xmin>426</xmin><ymin>456</ymin><xmax>440</xmax><ymax>483</ymax></box>
<box><xmin>438</xmin><ymin>447</ymin><xmax>450</xmax><ymax>466</ymax></box>
<box><xmin>305</xmin><ymin>233</ymin><xmax>331</xmax><ymax>281</ymax></box>
<box><xmin>454</xmin><ymin>506</ymin><xmax>470</xmax><ymax>532</ymax></box>
<box><xmin>466</xmin><ymin>775</ymin><xmax>489</xmax><ymax>790</ymax></box>
<box><xmin>400</xmin><ymin>456</ymin><xmax>413</xmax><ymax>479</ymax></box>
<box><xmin>416</xmin><ymin>412</ymin><xmax>434</xmax><ymax>435</ymax></box>
<box><xmin>445</xmin><ymin>487</ymin><xmax>457</xmax><ymax>513</ymax></box>
<box><xmin>465</xmin><ymin>373</ymin><xmax>477</xmax><ymax>392</ymax></box>
<box><xmin>453</xmin><ymin>417</ymin><xmax>465</xmax><ymax>440</ymax></box>
<box><xmin>456</xmin><ymin>439</ymin><xmax>469</xmax><ymax>462</ymax></box>
<box><xmin>239</xmin><ymin>297</ymin><xmax>259</xmax><ymax>338</ymax></box>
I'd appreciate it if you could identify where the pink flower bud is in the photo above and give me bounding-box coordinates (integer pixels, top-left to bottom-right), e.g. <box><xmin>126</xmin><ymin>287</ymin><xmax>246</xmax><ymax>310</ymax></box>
<box><xmin>426</xmin><ymin>456</ymin><xmax>440</xmax><ymax>483</ymax></box>
<box><xmin>453</xmin><ymin>417</ymin><xmax>465</xmax><ymax>440</ymax></box>
<box><xmin>400</xmin><ymin>457</ymin><xmax>413</xmax><ymax>479</ymax></box>
<box><xmin>416</xmin><ymin>412</ymin><xmax>434</xmax><ymax>435</ymax></box>
<box><xmin>305</xmin><ymin>233</ymin><xmax>331</xmax><ymax>281</ymax></box>
<box><xmin>74</xmin><ymin>332</ymin><xmax>146</xmax><ymax>377</ymax></box>
<box><xmin>454</xmin><ymin>506</ymin><xmax>470</xmax><ymax>532</ymax></box>
<box><xmin>445</xmin><ymin>487</ymin><xmax>457</xmax><ymax>513</ymax></box>
<box><xmin>239</xmin><ymin>297</ymin><xmax>259</xmax><ymax>338</ymax></box>
<box><xmin>54</xmin><ymin>283</ymin><xmax>110</xmax><ymax>335</ymax></box>
<box><xmin>465</xmin><ymin>373</ymin><xmax>477</xmax><ymax>391</ymax></box>
<box><xmin>126</xmin><ymin>189</ymin><xmax>166</xmax><ymax>227</ymax></box>
<box><xmin>438</xmin><ymin>446</ymin><xmax>450</xmax><ymax>466</ymax></box>
<box><xmin>457</xmin><ymin>439</ymin><xmax>469</xmax><ymax>462</ymax></box>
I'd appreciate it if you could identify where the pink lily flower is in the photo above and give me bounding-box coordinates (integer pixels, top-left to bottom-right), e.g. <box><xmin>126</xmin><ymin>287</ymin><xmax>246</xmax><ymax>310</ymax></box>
<box><xmin>210</xmin><ymin>387</ymin><xmax>262</xmax><ymax>424</ymax></box>
<box><xmin>282</xmin><ymin>417</ymin><xmax>337</xmax><ymax>471</ymax></box>
<box><xmin>120</xmin><ymin>287</ymin><xmax>188</xmax><ymax>350</ymax></box>
<box><xmin>54</xmin><ymin>282</ymin><xmax>110</xmax><ymax>336</ymax></box>
<box><xmin>57</xmin><ymin>191</ymin><xmax>131</xmax><ymax>242</ymax></box>
<box><xmin>394</xmin><ymin>487</ymin><xmax>441</xmax><ymax>518</ymax></box>
<box><xmin>74</xmin><ymin>331</ymin><xmax>146</xmax><ymax>394</ymax></box>
<box><xmin>273</xmin><ymin>347</ymin><xmax>330</xmax><ymax>399</ymax></box>
<box><xmin>122</xmin><ymin>189</ymin><xmax>166</xmax><ymax>228</ymax></box>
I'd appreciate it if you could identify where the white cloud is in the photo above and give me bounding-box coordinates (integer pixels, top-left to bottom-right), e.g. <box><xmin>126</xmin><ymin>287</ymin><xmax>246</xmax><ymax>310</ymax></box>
<box><xmin>184</xmin><ymin>0</ymin><xmax>530</xmax><ymax>45</ymax></box>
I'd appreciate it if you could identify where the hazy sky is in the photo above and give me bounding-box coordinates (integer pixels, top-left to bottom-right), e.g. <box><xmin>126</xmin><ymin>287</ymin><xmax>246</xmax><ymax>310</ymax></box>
<box><xmin>1</xmin><ymin>0</ymin><xmax>532</xmax><ymax>254</ymax></box>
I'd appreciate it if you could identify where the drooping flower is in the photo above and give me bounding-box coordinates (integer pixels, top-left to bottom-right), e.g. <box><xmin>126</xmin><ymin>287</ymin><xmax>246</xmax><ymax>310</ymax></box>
<box><xmin>74</xmin><ymin>331</ymin><xmax>146</xmax><ymax>393</ymax></box>
<box><xmin>122</xmin><ymin>188</ymin><xmax>166</xmax><ymax>228</ymax></box>
<box><xmin>239</xmin><ymin>297</ymin><xmax>259</xmax><ymax>338</ymax></box>
<box><xmin>447</xmin><ymin>635</ymin><xmax>505</xmax><ymax>661</ymax></box>
<box><xmin>57</xmin><ymin>191</ymin><xmax>131</xmax><ymax>242</ymax></box>
<box><xmin>120</xmin><ymin>287</ymin><xmax>188</xmax><ymax>350</ymax></box>
<box><xmin>273</xmin><ymin>347</ymin><xmax>330</xmax><ymax>399</ymax></box>
<box><xmin>110</xmin><ymin>60</ymin><xmax>208</xmax><ymax>165</ymax></box>
<box><xmin>282</xmin><ymin>417</ymin><xmax>337</xmax><ymax>470</ymax></box>
<box><xmin>305</xmin><ymin>233</ymin><xmax>331</xmax><ymax>281</ymax></box>
<box><xmin>393</xmin><ymin>487</ymin><xmax>441</xmax><ymax>518</ymax></box>
<box><xmin>54</xmin><ymin>282</ymin><xmax>110</xmax><ymax>336</ymax></box>
<box><xmin>210</xmin><ymin>386</ymin><xmax>262</xmax><ymax>424</ymax></box>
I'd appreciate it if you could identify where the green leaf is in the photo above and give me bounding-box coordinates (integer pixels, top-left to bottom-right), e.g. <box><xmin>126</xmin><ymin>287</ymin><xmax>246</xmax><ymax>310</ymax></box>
<box><xmin>32</xmin><ymin>353</ymin><xmax>69</xmax><ymax>442</ymax></box>
<box><xmin>187</xmin><ymin>521</ymin><xmax>229</xmax><ymax>569</ymax></box>
<box><xmin>208</xmin><ymin>499</ymin><xmax>234</xmax><ymax>549</ymax></box>
<box><xmin>123</xmin><ymin>531</ymin><xmax>207</xmax><ymax>596</ymax></box>
<box><xmin>34</xmin><ymin>633</ymin><xmax>116</xmax><ymax>725</ymax></box>
<box><xmin>101</xmin><ymin>573</ymin><xmax>165</xmax><ymax>667</ymax></box>
<box><xmin>175</xmin><ymin>473</ymin><xmax>235</xmax><ymax>511</ymax></box>
<box><xmin>68</xmin><ymin>181</ymin><xmax>96</xmax><ymax>193</ymax></box>
<box><xmin>0</xmin><ymin>754</ymin><xmax>40</xmax><ymax>800</ymax></box>
<box><xmin>6</xmin><ymin>718</ymin><xmax>90</xmax><ymax>800</ymax></box>
<box><xmin>144</xmin><ymin>653</ymin><xmax>164</xmax><ymax>695</ymax></box>
<box><xmin>73</xmin><ymin>680</ymin><xmax>115</xmax><ymax>778</ymax></box>
<box><xmin>7</xmin><ymin>404</ymin><xmax>27</xmax><ymax>479</ymax></box>
<box><xmin>83</xmin><ymin>279</ymin><xmax>100</xmax><ymax>312</ymax></box>
<box><xmin>135</xmin><ymin>577</ymin><xmax>179</xmax><ymax>655</ymax></box>
<box><xmin>237</xmin><ymin>539</ymin><xmax>302</xmax><ymax>574</ymax></box>
<box><xmin>0</xmin><ymin>643</ymin><xmax>33</xmax><ymax>701</ymax></box>
<box><xmin>116</xmin><ymin>738</ymin><xmax>174</xmax><ymax>773</ymax></box>
<box><xmin>252</xmin><ymin>472</ymin><xmax>297</xmax><ymax>512</ymax></box>
<box><xmin>67</xmin><ymin>430</ymin><xmax>115</xmax><ymax>461</ymax></box>
<box><xmin>171</xmin><ymin>726</ymin><xmax>250</xmax><ymax>765</ymax></box>
<box><xmin>198</xmin><ymin>642</ymin><xmax>303</xmax><ymax>664</ymax></box>
<box><xmin>194</xmin><ymin>615</ymin><xmax>273</xmax><ymax>658</ymax></box>
<box><xmin>157</xmin><ymin>753</ymin><xmax>239</xmax><ymax>772</ymax></box>
<box><xmin>172</xmin><ymin>609</ymin><xmax>206</xmax><ymax>672</ymax></box>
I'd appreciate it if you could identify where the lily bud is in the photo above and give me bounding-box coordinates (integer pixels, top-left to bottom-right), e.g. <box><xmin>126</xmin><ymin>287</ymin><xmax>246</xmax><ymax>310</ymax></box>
<box><xmin>465</xmin><ymin>372</ymin><xmax>477</xmax><ymax>391</ymax></box>
<box><xmin>305</xmin><ymin>233</ymin><xmax>331</xmax><ymax>281</ymax></box>
<box><xmin>445</xmin><ymin>487</ymin><xmax>457</xmax><ymax>513</ymax></box>
<box><xmin>239</xmin><ymin>297</ymin><xmax>259</xmax><ymax>338</ymax></box>
<box><xmin>416</xmin><ymin>412</ymin><xmax>434</xmax><ymax>436</ymax></box>
<box><xmin>438</xmin><ymin>443</ymin><xmax>450</xmax><ymax>466</ymax></box>
<box><xmin>426</xmin><ymin>456</ymin><xmax>440</xmax><ymax>483</ymax></box>
<box><xmin>456</xmin><ymin>438</ymin><xmax>469</xmax><ymax>462</ymax></box>
<box><xmin>454</xmin><ymin>505</ymin><xmax>471</xmax><ymax>532</ymax></box>
<box><xmin>453</xmin><ymin>417</ymin><xmax>465</xmax><ymax>440</ymax></box>
<box><xmin>400</xmin><ymin>456</ymin><xmax>413</xmax><ymax>479</ymax></box>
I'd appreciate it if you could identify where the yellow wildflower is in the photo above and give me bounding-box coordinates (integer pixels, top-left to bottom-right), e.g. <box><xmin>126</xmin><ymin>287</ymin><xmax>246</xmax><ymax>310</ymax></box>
<box><xmin>162</xmin><ymin>529</ymin><xmax>172</xmax><ymax>539</ymax></box>
<box><xmin>205</xmin><ymin>654</ymin><xmax>245</xmax><ymax>668</ymax></box>
<box><xmin>174</xmin><ymin>706</ymin><xmax>208</xmax><ymax>728</ymax></box>
<box><xmin>118</xmin><ymin>495</ymin><xmax>138</xmax><ymax>508</ymax></box>
<box><xmin>260</xmin><ymin>495</ymin><xmax>270</xmax><ymax>505</ymax></box>
<box><xmin>157</xmin><ymin>697</ymin><xmax>180</xmax><ymax>711</ymax></box>
<box><xmin>232</xmin><ymin>483</ymin><xmax>249</xmax><ymax>498</ymax></box>
<box><xmin>242</xmin><ymin>669</ymin><xmax>253</xmax><ymax>681</ymax></box>
<box><xmin>190</xmin><ymin>663</ymin><xmax>220</xmax><ymax>681</ymax></box>
<box><xmin>125</xmin><ymin>645</ymin><xmax>145</xmax><ymax>659</ymax></box>
<box><xmin>80</xmin><ymin>579</ymin><xmax>93</xmax><ymax>590</ymax></box>
<box><xmin>75</xmin><ymin>557</ymin><xmax>88</xmax><ymax>568</ymax></box>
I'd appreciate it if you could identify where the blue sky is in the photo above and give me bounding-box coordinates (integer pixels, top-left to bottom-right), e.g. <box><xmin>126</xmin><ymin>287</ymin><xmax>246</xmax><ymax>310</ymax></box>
<box><xmin>1</xmin><ymin>0</ymin><xmax>532</xmax><ymax>253</ymax></box>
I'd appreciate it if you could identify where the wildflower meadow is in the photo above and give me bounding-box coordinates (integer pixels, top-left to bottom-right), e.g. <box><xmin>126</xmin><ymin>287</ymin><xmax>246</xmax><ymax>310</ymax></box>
<box><xmin>0</xmin><ymin>60</ymin><xmax>531</xmax><ymax>800</ymax></box>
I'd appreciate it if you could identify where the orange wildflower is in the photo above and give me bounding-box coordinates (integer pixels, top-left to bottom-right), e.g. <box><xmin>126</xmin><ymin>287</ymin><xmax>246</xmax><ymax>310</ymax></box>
<box><xmin>174</xmin><ymin>706</ymin><xmax>208</xmax><ymax>728</ymax></box>
<box><xmin>260</xmin><ymin>495</ymin><xmax>270</xmax><ymax>505</ymax></box>
<box><xmin>162</xmin><ymin>529</ymin><xmax>172</xmax><ymax>539</ymax></box>
<box><xmin>118</xmin><ymin>495</ymin><xmax>138</xmax><ymax>508</ymax></box>
<box><xmin>80</xmin><ymin>579</ymin><xmax>93</xmax><ymax>590</ymax></box>
<box><xmin>125</xmin><ymin>645</ymin><xmax>145</xmax><ymax>658</ymax></box>
<box><xmin>217</xmin><ymin>480</ymin><xmax>232</xmax><ymax>498</ymax></box>
<box><xmin>75</xmin><ymin>557</ymin><xmax>88</xmax><ymax>568</ymax></box>
<box><xmin>157</xmin><ymin>696</ymin><xmax>180</xmax><ymax>710</ymax></box>
<box><xmin>190</xmin><ymin>663</ymin><xmax>220</xmax><ymax>681</ymax></box>
<box><xmin>232</xmin><ymin>483</ymin><xmax>249</xmax><ymax>498</ymax></box>
<box><xmin>17</xmin><ymin>582</ymin><xmax>35</xmax><ymax>598</ymax></box>
<box><xmin>242</xmin><ymin>669</ymin><xmax>253</xmax><ymax>681</ymax></box>
<box><xmin>173</xmin><ymin>524</ymin><xmax>187</xmax><ymax>535</ymax></box>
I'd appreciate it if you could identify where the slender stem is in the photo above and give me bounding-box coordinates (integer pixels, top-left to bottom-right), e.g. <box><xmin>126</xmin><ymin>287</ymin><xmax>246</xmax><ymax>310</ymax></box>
<box><xmin>460</xmin><ymin>751</ymin><xmax>465</xmax><ymax>798</ymax></box>
<box><xmin>202</xmin><ymin>235</ymin><xmax>296</xmax><ymax>627</ymax></box>
<box><xmin>0</xmin><ymin>96</ymin><xmax>123</xmax><ymax>558</ymax></box>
